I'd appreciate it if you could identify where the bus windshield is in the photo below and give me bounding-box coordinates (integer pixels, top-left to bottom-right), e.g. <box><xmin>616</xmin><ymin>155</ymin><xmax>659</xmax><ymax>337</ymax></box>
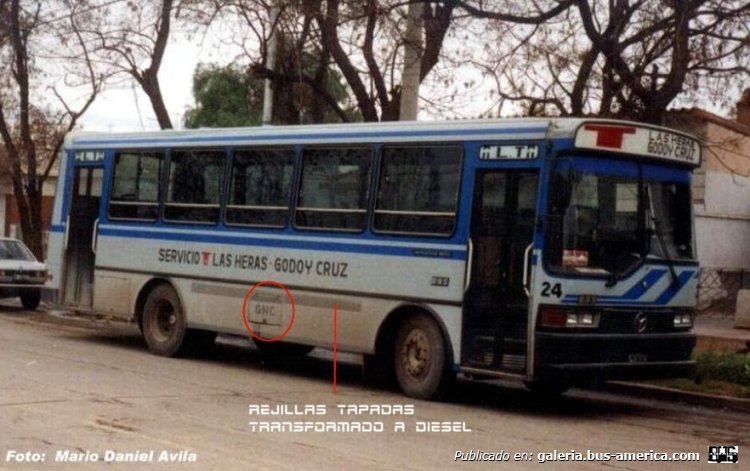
<box><xmin>545</xmin><ymin>158</ymin><xmax>693</xmax><ymax>276</ymax></box>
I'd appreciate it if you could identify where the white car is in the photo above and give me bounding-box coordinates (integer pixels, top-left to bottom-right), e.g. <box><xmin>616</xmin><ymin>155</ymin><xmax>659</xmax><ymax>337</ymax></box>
<box><xmin>0</xmin><ymin>238</ymin><xmax>47</xmax><ymax>310</ymax></box>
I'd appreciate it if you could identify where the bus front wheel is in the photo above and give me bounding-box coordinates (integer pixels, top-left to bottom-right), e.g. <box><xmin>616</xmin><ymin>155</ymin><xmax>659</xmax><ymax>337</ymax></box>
<box><xmin>142</xmin><ymin>284</ymin><xmax>189</xmax><ymax>357</ymax></box>
<box><xmin>393</xmin><ymin>313</ymin><xmax>451</xmax><ymax>400</ymax></box>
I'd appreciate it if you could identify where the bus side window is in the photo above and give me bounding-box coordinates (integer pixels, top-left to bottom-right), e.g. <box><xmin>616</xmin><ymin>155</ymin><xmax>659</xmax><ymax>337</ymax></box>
<box><xmin>164</xmin><ymin>149</ymin><xmax>225</xmax><ymax>224</ymax></box>
<box><xmin>295</xmin><ymin>147</ymin><xmax>372</xmax><ymax>231</ymax></box>
<box><xmin>226</xmin><ymin>148</ymin><xmax>295</xmax><ymax>228</ymax></box>
<box><xmin>108</xmin><ymin>151</ymin><xmax>162</xmax><ymax>221</ymax></box>
<box><xmin>374</xmin><ymin>145</ymin><xmax>461</xmax><ymax>236</ymax></box>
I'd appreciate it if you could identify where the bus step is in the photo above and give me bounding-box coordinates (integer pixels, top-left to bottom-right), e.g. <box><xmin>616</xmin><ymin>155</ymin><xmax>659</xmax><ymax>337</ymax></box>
<box><xmin>469</xmin><ymin>335</ymin><xmax>495</xmax><ymax>366</ymax></box>
<box><xmin>470</xmin><ymin>351</ymin><xmax>494</xmax><ymax>366</ymax></box>
<box><xmin>501</xmin><ymin>354</ymin><xmax>526</xmax><ymax>370</ymax></box>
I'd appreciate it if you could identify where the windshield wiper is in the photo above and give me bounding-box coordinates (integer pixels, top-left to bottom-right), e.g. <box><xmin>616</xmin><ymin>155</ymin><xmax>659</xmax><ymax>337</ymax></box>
<box><xmin>604</xmin><ymin>174</ymin><xmax>647</xmax><ymax>288</ymax></box>
<box><xmin>644</xmin><ymin>185</ymin><xmax>679</xmax><ymax>287</ymax></box>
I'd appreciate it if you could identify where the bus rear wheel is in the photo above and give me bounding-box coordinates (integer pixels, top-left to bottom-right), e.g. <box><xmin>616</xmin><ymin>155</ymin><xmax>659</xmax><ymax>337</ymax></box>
<box><xmin>393</xmin><ymin>313</ymin><xmax>451</xmax><ymax>400</ymax></box>
<box><xmin>142</xmin><ymin>284</ymin><xmax>190</xmax><ymax>357</ymax></box>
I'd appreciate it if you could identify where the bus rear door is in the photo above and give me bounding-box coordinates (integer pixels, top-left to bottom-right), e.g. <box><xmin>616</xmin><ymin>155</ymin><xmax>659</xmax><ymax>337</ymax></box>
<box><xmin>61</xmin><ymin>154</ymin><xmax>104</xmax><ymax>309</ymax></box>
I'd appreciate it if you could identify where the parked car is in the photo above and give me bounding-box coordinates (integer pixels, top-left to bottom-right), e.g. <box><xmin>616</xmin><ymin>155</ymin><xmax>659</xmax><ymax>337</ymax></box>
<box><xmin>0</xmin><ymin>238</ymin><xmax>47</xmax><ymax>310</ymax></box>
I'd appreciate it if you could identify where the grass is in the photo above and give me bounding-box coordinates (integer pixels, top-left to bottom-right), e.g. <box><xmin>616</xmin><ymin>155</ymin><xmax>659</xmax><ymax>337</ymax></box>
<box><xmin>643</xmin><ymin>351</ymin><xmax>750</xmax><ymax>399</ymax></box>
<box><xmin>694</xmin><ymin>351</ymin><xmax>750</xmax><ymax>386</ymax></box>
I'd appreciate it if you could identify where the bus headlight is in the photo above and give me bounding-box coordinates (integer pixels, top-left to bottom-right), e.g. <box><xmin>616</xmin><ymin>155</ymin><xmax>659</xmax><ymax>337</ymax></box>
<box><xmin>540</xmin><ymin>307</ymin><xmax>599</xmax><ymax>329</ymax></box>
<box><xmin>673</xmin><ymin>313</ymin><xmax>693</xmax><ymax>327</ymax></box>
<box><xmin>567</xmin><ymin>312</ymin><xmax>598</xmax><ymax>327</ymax></box>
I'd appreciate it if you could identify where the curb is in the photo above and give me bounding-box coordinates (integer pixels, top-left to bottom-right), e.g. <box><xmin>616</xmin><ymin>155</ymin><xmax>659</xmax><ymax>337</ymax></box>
<box><xmin>598</xmin><ymin>381</ymin><xmax>750</xmax><ymax>413</ymax></box>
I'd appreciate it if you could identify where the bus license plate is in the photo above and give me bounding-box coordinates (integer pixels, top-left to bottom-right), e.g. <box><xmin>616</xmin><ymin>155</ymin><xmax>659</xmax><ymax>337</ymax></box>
<box><xmin>628</xmin><ymin>353</ymin><xmax>648</xmax><ymax>363</ymax></box>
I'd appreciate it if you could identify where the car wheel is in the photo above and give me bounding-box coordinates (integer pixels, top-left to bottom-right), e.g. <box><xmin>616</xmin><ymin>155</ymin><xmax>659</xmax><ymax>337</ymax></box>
<box><xmin>20</xmin><ymin>289</ymin><xmax>41</xmax><ymax>310</ymax></box>
<box><xmin>393</xmin><ymin>313</ymin><xmax>452</xmax><ymax>400</ymax></box>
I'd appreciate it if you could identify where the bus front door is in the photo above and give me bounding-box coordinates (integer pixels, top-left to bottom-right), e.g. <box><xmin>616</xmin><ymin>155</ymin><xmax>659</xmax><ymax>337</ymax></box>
<box><xmin>62</xmin><ymin>165</ymin><xmax>104</xmax><ymax>309</ymax></box>
<box><xmin>463</xmin><ymin>170</ymin><xmax>538</xmax><ymax>372</ymax></box>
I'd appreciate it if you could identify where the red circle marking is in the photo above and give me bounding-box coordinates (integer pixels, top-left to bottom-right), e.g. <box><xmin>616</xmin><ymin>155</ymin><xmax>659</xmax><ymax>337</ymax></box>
<box><xmin>241</xmin><ymin>280</ymin><xmax>296</xmax><ymax>343</ymax></box>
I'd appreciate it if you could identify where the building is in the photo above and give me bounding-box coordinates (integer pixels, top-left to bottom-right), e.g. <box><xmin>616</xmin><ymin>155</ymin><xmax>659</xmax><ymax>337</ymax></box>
<box><xmin>665</xmin><ymin>94</ymin><xmax>750</xmax><ymax>311</ymax></box>
<box><xmin>0</xmin><ymin>170</ymin><xmax>57</xmax><ymax>254</ymax></box>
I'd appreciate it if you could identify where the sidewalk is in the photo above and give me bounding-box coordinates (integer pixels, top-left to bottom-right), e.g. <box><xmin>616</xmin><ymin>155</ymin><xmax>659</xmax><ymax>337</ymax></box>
<box><xmin>694</xmin><ymin>313</ymin><xmax>750</xmax><ymax>352</ymax></box>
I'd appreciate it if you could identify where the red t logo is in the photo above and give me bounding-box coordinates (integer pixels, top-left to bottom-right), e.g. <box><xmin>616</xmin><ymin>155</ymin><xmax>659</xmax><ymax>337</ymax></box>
<box><xmin>583</xmin><ymin>124</ymin><xmax>636</xmax><ymax>149</ymax></box>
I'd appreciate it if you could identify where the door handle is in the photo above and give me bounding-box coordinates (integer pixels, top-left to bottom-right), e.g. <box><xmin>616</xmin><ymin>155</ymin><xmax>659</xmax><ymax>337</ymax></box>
<box><xmin>464</xmin><ymin>238</ymin><xmax>474</xmax><ymax>293</ymax></box>
<box><xmin>91</xmin><ymin>218</ymin><xmax>99</xmax><ymax>255</ymax></box>
<box><xmin>522</xmin><ymin>243</ymin><xmax>533</xmax><ymax>297</ymax></box>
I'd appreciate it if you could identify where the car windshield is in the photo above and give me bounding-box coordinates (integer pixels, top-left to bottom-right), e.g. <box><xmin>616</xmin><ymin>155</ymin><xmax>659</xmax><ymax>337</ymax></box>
<box><xmin>0</xmin><ymin>240</ymin><xmax>36</xmax><ymax>261</ymax></box>
<box><xmin>545</xmin><ymin>159</ymin><xmax>693</xmax><ymax>275</ymax></box>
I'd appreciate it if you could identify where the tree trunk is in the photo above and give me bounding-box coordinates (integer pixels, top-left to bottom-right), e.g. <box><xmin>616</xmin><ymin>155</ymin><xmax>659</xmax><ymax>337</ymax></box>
<box><xmin>143</xmin><ymin>72</ymin><xmax>173</xmax><ymax>129</ymax></box>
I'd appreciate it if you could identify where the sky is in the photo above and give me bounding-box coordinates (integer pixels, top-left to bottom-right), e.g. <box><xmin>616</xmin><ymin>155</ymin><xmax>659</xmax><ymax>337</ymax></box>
<box><xmin>77</xmin><ymin>36</ymin><xmax>214</xmax><ymax>132</ymax></box>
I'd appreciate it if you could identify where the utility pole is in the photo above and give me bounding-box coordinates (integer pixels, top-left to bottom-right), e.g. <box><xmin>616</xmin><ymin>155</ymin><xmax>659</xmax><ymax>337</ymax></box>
<box><xmin>262</xmin><ymin>2</ymin><xmax>280</xmax><ymax>126</ymax></box>
<box><xmin>399</xmin><ymin>1</ymin><xmax>424</xmax><ymax>121</ymax></box>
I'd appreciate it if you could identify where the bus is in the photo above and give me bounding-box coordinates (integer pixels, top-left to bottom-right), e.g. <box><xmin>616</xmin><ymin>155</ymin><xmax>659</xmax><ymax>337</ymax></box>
<box><xmin>47</xmin><ymin>118</ymin><xmax>701</xmax><ymax>399</ymax></box>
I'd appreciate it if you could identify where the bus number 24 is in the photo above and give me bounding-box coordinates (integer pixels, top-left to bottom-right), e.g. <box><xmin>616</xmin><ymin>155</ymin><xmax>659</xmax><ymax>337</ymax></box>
<box><xmin>541</xmin><ymin>282</ymin><xmax>563</xmax><ymax>298</ymax></box>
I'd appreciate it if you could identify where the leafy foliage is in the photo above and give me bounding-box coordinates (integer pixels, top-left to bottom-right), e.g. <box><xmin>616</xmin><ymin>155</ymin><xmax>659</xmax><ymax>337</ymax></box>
<box><xmin>184</xmin><ymin>64</ymin><xmax>264</xmax><ymax>128</ymax></box>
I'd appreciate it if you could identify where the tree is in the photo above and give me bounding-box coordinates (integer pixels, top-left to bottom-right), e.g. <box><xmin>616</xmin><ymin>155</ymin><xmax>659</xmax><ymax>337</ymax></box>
<box><xmin>184</xmin><ymin>56</ymin><xmax>357</xmax><ymax>128</ymax></box>
<box><xmin>253</xmin><ymin>34</ymin><xmax>362</xmax><ymax>124</ymax></box>
<box><xmin>209</xmin><ymin>0</ymin><xmax>456</xmax><ymax>121</ymax></box>
<box><xmin>455</xmin><ymin>0</ymin><xmax>750</xmax><ymax>123</ymax></box>
<box><xmin>0</xmin><ymin>0</ymin><xmax>106</xmax><ymax>258</ymax></box>
<box><xmin>184</xmin><ymin>64</ymin><xmax>265</xmax><ymax>127</ymax></box>
<box><xmin>86</xmin><ymin>0</ymin><xmax>179</xmax><ymax>129</ymax></box>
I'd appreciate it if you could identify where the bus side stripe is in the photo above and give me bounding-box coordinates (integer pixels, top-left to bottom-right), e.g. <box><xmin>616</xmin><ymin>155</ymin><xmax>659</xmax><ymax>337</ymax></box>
<box><xmin>96</xmin><ymin>229</ymin><xmax>466</xmax><ymax>260</ymax></box>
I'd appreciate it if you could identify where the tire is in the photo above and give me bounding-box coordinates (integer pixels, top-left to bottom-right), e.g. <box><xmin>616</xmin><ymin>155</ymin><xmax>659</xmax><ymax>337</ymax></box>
<box><xmin>142</xmin><ymin>284</ymin><xmax>189</xmax><ymax>357</ymax></box>
<box><xmin>393</xmin><ymin>313</ymin><xmax>452</xmax><ymax>400</ymax></box>
<box><xmin>254</xmin><ymin>341</ymin><xmax>314</xmax><ymax>357</ymax></box>
<box><xmin>20</xmin><ymin>289</ymin><xmax>41</xmax><ymax>310</ymax></box>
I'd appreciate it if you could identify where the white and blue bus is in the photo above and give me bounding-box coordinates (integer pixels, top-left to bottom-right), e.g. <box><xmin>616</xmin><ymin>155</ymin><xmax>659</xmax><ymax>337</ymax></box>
<box><xmin>47</xmin><ymin>119</ymin><xmax>701</xmax><ymax>399</ymax></box>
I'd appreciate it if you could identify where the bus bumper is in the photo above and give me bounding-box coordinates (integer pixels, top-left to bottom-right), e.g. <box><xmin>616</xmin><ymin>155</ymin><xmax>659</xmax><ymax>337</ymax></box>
<box><xmin>534</xmin><ymin>331</ymin><xmax>696</xmax><ymax>382</ymax></box>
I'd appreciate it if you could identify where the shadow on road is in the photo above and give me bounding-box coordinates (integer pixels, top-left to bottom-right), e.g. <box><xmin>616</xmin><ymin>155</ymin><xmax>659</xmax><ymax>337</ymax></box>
<box><xmin>2</xmin><ymin>307</ymin><xmax>680</xmax><ymax>420</ymax></box>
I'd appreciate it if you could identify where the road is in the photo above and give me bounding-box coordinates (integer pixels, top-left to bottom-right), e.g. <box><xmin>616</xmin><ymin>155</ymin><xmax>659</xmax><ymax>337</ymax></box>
<box><xmin>0</xmin><ymin>304</ymin><xmax>747</xmax><ymax>470</ymax></box>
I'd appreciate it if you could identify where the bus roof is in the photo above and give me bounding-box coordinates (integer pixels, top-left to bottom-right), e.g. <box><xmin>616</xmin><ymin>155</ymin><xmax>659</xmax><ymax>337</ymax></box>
<box><xmin>65</xmin><ymin>118</ymin><xmax>701</xmax><ymax>166</ymax></box>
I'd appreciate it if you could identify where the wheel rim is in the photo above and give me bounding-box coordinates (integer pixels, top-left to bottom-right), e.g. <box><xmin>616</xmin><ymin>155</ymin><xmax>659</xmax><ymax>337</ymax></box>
<box><xmin>151</xmin><ymin>299</ymin><xmax>177</xmax><ymax>342</ymax></box>
<box><xmin>400</xmin><ymin>328</ymin><xmax>431</xmax><ymax>380</ymax></box>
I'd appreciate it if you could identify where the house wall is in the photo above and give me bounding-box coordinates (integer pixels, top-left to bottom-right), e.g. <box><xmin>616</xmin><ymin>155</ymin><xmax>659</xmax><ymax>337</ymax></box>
<box><xmin>0</xmin><ymin>176</ymin><xmax>58</xmax><ymax>259</ymax></box>
<box><xmin>697</xmin><ymin>122</ymin><xmax>750</xmax><ymax>269</ymax></box>
<box><xmin>4</xmin><ymin>194</ymin><xmax>55</xmax><ymax>240</ymax></box>
<box><xmin>666</xmin><ymin>113</ymin><xmax>750</xmax><ymax>270</ymax></box>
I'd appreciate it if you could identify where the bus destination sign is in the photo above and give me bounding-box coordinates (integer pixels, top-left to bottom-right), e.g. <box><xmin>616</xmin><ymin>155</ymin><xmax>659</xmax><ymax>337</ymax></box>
<box><xmin>74</xmin><ymin>150</ymin><xmax>104</xmax><ymax>163</ymax></box>
<box><xmin>574</xmin><ymin>123</ymin><xmax>701</xmax><ymax>167</ymax></box>
<box><xmin>479</xmin><ymin>144</ymin><xmax>539</xmax><ymax>160</ymax></box>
